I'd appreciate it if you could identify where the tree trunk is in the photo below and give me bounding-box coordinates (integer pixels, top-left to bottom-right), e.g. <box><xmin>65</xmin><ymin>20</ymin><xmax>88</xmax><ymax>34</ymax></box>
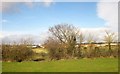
<box><xmin>108</xmin><ymin>43</ymin><xmax>112</xmax><ymax>56</ymax></box>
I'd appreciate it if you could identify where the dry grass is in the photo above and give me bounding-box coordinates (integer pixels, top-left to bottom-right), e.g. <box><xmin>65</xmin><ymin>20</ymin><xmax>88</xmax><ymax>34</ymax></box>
<box><xmin>32</xmin><ymin>48</ymin><xmax>48</xmax><ymax>53</ymax></box>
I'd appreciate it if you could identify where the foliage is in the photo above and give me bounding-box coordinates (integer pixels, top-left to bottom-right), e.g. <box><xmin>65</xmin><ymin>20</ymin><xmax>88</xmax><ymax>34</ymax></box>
<box><xmin>2</xmin><ymin>44</ymin><xmax>34</xmax><ymax>62</ymax></box>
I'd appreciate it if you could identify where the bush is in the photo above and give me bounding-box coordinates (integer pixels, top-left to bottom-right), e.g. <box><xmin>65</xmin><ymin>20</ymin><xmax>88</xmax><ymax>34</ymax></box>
<box><xmin>2</xmin><ymin>44</ymin><xmax>34</xmax><ymax>62</ymax></box>
<box><xmin>44</xmin><ymin>38</ymin><xmax>66</xmax><ymax>60</ymax></box>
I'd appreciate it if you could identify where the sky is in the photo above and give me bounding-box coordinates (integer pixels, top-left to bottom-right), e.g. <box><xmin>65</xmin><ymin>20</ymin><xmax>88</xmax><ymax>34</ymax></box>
<box><xmin>0</xmin><ymin>0</ymin><xmax>118</xmax><ymax>44</ymax></box>
<box><xmin>2</xmin><ymin>2</ymin><xmax>105</xmax><ymax>34</ymax></box>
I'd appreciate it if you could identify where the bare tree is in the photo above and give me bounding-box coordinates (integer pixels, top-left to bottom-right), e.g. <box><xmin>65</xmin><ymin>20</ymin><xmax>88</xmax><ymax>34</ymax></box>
<box><xmin>49</xmin><ymin>24</ymin><xmax>79</xmax><ymax>44</ymax></box>
<box><xmin>87</xmin><ymin>33</ymin><xmax>95</xmax><ymax>44</ymax></box>
<box><xmin>104</xmin><ymin>30</ymin><xmax>116</xmax><ymax>56</ymax></box>
<box><xmin>48</xmin><ymin>24</ymin><xmax>80</xmax><ymax>58</ymax></box>
<box><xmin>75</xmin><ymin>32</ymin><xmax>84</xmax><ymax>58</ymax></box>
<box><xmin>20</xmin><ymin>37</ymin><xmax>34</xmax><ymax>45</ymax></box>
<box><xmin>86</xmin><ymin>33</ymin><xmax>97</xmax><ymax>58</ymax></box>
<box><xmin>79</xmin><ymin>33</ymin><xmax>84</xmax><ymax>44</ymax></box>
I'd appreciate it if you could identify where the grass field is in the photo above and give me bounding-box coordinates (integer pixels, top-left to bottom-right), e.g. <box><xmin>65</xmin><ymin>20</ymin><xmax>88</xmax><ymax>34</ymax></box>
<box><xmin>32</xmin><ymin>48</ymin><xmax>48</xmax><ymax>53</ymax></box>
<box><xmin>2</xmin><ymin>58</ymin><xmax>118</xmax><ymax>72</ymax></box>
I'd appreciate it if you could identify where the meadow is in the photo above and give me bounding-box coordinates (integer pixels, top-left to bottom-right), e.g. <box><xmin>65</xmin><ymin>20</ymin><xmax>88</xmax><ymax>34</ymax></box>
<box><xmin>32</xmin><ymin>48</ymin><xmax>48</xmax><ymax>54</ymax></box>
<box><xmin>2</xmin><ymin>58</ymin><xmax>118</xmax><ymax>72</ymax></box>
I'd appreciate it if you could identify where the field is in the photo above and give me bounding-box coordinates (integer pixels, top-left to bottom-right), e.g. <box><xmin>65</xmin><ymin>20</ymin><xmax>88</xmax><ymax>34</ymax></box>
<box><xmin>32</xmin><ymin>48</ymin><xmax>48</xmax><ymax>53</ymax></box>
<box><xmin>2</xmin><ymin>58</ymin><xmax>118</xmax><ymax>72</ymax></box>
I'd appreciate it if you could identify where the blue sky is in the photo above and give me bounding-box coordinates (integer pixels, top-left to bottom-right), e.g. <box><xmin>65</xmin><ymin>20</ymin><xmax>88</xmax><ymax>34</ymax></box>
<box><xmin>2</xmin><ymin>2</ymin><xmax>105</xmax><ymax>35</ymax></box>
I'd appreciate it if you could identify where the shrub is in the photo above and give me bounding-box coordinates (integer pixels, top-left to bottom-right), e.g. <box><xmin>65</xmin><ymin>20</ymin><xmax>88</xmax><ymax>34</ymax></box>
<box><xmin>2</xmin><ymin>44</ymin><xmax>34</xmax><ymax>62</ymax></box>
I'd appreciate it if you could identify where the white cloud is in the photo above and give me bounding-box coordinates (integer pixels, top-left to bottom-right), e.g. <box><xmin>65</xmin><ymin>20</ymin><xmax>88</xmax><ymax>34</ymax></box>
<box><xmin>0</xmin><ymin>2</ymin><xmax>19</xmax><ymax>13</ymax></box>
<box><xmin>80</xmin><ymin>27</ymin><xmax>108</xmax><ymax>42</ymax></box>
<box><xmin>42</xmin><ymin>0</ymin><xmax>54</xmax><ymax>7</ymax></box>
<box><xmin>97</xmin><ymin>0</ymin><xmax>118</xmax><ymax>32</ymax></box>
<box><xmin>2</xmin><ymin>20</ymin><xmax>7</xmax><ymax>23</ymax></box>
<box><xmin>96</xmin><ymin>0</ymin><xmax>119</xmax><ymax>2</ymax></box>
<box><xmin>0</xmin><ymin>19</ymin><xmax>7</xmax><ymax>27</ymax></box>
<box><xmin>1</xmin><ymin>31</ymin><xmax>49</xmax><ymax>44</ymax></box>
<box><xmin>80</xmin><ymin>27</ymin><xmax>118</xmax><ymax>42</ymax></box>
<box><xmin>1</xmin><ymin>0</ymin><xmax>34</xmax><ymax>2</ymax></box>
<box><xmin>0</xmin><ymin>0</ymin><xmax>54</xmax><ymax>13</ymax></box>
<box><xmin>0</xmin><ymin>32</ymin><xmax>3</xmax><ymax>39</ymax></box>
<box><xmin>1</xmin><ymin>31</ymin><xmax>25</xmax><ymax>39</ymax></box>
<box><xmin>1</xmin><ymin>19</ymin><xmax>7</xmax><ymax>23</ymax></box>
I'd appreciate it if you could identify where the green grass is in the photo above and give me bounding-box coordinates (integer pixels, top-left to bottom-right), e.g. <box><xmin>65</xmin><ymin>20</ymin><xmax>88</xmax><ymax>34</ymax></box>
<box><xmin>2</xmin><ymin>58</ymin><xmax>118</xmax><ymax>72</ymax></box>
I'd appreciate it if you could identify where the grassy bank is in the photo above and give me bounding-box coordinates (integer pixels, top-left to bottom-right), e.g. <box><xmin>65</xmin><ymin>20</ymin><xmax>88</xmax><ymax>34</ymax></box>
<box><xmin>2</xmin><ymin>58</ymin><xmax>118</xmax><ymax>72</ymax></box>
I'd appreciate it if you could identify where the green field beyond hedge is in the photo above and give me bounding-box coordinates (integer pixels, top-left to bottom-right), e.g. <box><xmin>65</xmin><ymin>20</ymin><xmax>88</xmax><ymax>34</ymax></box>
<box><xmin>2</xmin><ymin>58</ymin><xmax>118</xmax><ymax>72</ymax></box>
